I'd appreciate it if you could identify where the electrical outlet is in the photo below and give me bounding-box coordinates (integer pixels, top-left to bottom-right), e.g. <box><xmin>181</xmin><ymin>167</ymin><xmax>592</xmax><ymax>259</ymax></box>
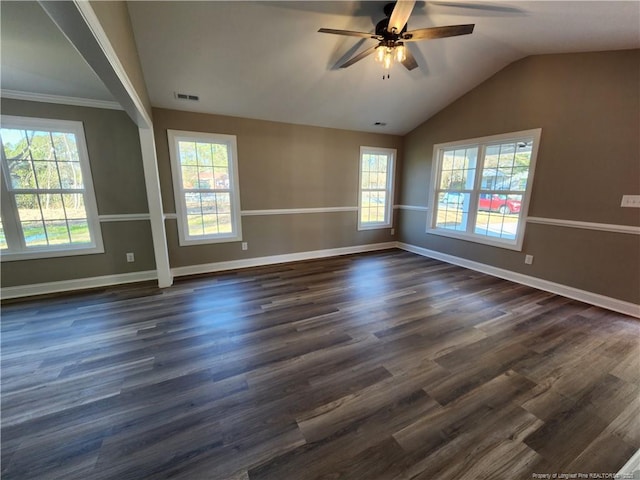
<box><xmin>126</xmin><ymin>252</ymin><xmax>135</xmax><ymax>263</ymax></box>
<box><xmin>524</xmin><ymin>254</ymin><xmax>534</xmax><ymax>265</ymax></box>
<box><xmin>621</xmin><ymin>195</ymin><xmax>640</xmax><ymax>208</ymax></box>
<box><xmin>390</xmin><ymin>228</ymin><xmax>395</xmax><ymax>235</ymax></box>
<box><xmin>241</xmin><ymin>242</ymin><xmax>248</xmax><ymax>251</ymax></box>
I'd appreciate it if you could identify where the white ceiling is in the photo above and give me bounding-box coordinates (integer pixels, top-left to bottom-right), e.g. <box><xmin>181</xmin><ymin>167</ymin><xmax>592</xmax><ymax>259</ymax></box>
<box><xmin>1</xmin><ymin>2</ymin><xmax>639</xmax><ymax>135</ymax></box>
<box><xmin>0</xmin><ymin>1</ymin><xmax>115</xmax><ymax>102</ymax></box>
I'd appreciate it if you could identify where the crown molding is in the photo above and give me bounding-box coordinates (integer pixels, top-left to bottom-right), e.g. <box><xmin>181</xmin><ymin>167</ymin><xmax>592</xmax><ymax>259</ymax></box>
<box><xmin>1</xmin><ymin>89</ymin><xmax>123</xmax><ymax>111</ymax></box>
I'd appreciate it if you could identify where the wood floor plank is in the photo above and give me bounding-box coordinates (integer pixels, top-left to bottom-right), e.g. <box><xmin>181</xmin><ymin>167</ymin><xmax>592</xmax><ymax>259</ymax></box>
<box><xmin>1</xmin><ymin>249</ymin><xmax>638</xmax><ymax>479</ymax></box>
<box><xmin>395</xmin><ymin>403</ymin><xmax>544</xmax><ymax>480</ymax></box>
<box><xmin>523</xmin><ymin>397</ymin><xmax>609</xmax><ymax>468</ymax></box>
<box><xmin>564</xmin><ymin>431</ymin><xmax>636</xmax><ymax>475</ymax></box>
<box><xmin>248</xmin><ymin>390</ymin><xmax>439</xmax><ymax>480</ymax></box>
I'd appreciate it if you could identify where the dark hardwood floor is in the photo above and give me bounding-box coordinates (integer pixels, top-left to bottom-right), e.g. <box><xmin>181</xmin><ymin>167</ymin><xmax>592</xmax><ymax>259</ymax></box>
<box><xmin>1</xmin><ymin>249</ymin><xmax>639</xmax><ymax>479</ymax></box>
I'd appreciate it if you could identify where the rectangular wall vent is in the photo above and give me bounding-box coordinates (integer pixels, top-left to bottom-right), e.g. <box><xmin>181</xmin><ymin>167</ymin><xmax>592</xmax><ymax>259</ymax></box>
<box><xmin>174</xmin><ymin>92</ymin><xmax>199</xmax><ymax>101</ymax></box>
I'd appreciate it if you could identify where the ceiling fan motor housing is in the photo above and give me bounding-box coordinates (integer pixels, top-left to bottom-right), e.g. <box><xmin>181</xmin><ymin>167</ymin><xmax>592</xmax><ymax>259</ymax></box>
<box><xmin>375</xmin><ymin>17</ymin><xmax>407</xmax><ymax>39</ymax></box>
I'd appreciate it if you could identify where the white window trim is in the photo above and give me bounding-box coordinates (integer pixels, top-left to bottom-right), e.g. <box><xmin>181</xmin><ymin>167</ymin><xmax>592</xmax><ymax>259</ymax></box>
<box><xmin>167</xmin><ymin>129</ymin><xmax>243</xmax><ymax>246</ymax></box>
<box><xmin>0</xmin><ymin>115</ymin><xmax>104</xmax><ymax>262</ymax></box>
<box><xmin>358</xmin><ymin>146</ymin><xmax>396</xmax><ymax>231</ymax></box>
<box><xmin>426</xmin><ymin>128</ymin><xmax>542</xmax><ymax>251</ymax></box>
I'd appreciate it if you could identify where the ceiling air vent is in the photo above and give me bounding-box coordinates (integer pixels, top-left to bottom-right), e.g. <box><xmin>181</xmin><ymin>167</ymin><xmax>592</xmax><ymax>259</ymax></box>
<box><xmin>374</xmin><ymin>122</ymin><xmax>387</xmax><ymax>126</ymax></box>
<box><xmin>174</xmin><ymin>92</ymin><xmax>199</xmax><ymax>101</ymax></box>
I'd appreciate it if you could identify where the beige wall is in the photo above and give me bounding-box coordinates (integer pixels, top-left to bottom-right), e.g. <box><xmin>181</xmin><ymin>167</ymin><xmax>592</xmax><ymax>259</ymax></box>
<box><xmin>90</xmin><ymin>1</ymin><xmax>152</xmax><ymax>119</ymax></box>
<box><xmin>152</xmin><ymin>108</ymin><xmax>403</xmax><ymax>267</ymax></box>
<box><xmin>5</xmin><ymin>50</ymin><xmax>638</xmax><ymax>306</ymax></box>
<box><xmin>0</xmin><ymin>99</ymin><xmax>156</xmax><ymax>287</ymax></box>
<box><xmin>399</xmin><ymin>49</ymin><xmax>640</xmax><ymax>304</ymax></box>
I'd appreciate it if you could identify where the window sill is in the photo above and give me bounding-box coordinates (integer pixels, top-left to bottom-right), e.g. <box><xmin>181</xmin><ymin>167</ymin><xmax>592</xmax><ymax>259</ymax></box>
<box><xmin>1</xmin><ymin>245</ymin><xmax>105</xmax><ymax>262</ymax></box>
<box><xmin>177</xmin><ymin>234</ymin><xmax>243</xmax><ymax>247</ymax></box>
<box><xmin>358</xmin><ymin>223</ymin><xmax>392</xmax><ymax>231</ymax></box>
<box><xmin>425</xmin><ymin>227</ymin><xmax>523</xmax><ymax>251</ymax></box>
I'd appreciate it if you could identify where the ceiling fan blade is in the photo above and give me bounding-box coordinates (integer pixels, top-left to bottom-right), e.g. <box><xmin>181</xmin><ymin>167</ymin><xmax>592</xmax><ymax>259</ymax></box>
<box><xmin>402</xmin><ymin>47</ymin><xmax>418</xmax><ymax>71</ymax></box>
<box><xmin>339</xmin><ymin>45</ymin><xmax>377</xmax><ymax>68</ymax></box>
<box><xmin>387</xmin><ymin>0</ymin><xmax>416</xmax><ymax>32</ymax></box>
<box><xmin>318</xmin><ymin>28</ymin><xmax>376</xmax><ymax>39</ymax></box>
<box><xmin>403</xmin><ymin>24</ymin><xmax>474</xmax><ymax>41</ymax></box>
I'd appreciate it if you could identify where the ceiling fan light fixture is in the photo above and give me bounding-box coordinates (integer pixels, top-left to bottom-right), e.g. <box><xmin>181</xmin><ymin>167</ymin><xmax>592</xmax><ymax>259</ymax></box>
<box><xmin>374</xmin><ymin>43</ymin><xmax>404</xmax><ymax>78</ymax></box>
<box><xmin>383</xmin><ymin>50</ymin><xmax>393</xmax><ymax>70</ymax></box>
<box><xmin>395</xmin><ymin>44</ymin><xmax>406</xmax><ymax>62</ymax></box>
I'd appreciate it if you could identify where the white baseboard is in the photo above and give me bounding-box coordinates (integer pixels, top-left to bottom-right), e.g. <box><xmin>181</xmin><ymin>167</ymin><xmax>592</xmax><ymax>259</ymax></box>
<box><xmin>618</xmin><ymin>448</ymin><xmax>640</xmax><ymax>478</ymax></box>
<box><xmin>0</xmin><ymin>243</ymin><xmax>395</xmax><ymax>300</ymax></box>
<box><xmin>4</xmin><ymin>242</ymin><xmax>637</xmax><ymax>320</ymax></box>
<box><xmin>0</xmin><ymin>270</ymin><xmax>157</xmax><ymax>300</ymax></box>
<box><xmin>171</xmin><ymin>242</ymin><xmax>397</xmax><ymax>278</ymax></box>
<box><xmin>397</xmin><ymin>242</ymin><xmax>640</xmax><ymax>319</ymax></box>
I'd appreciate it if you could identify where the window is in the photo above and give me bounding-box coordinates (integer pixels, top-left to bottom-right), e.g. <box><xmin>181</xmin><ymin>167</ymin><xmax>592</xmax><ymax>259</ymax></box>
<box><xmin>427</xmin><ymin>129</ymin><xmax>541</xmax><ymax>250</ymax></box>
<box><xmin>358</xmin><ymin>146</ymin><xmax>395</xmax><ymax>230</ymax></box>
<box><xmin>168</xmin><ymin>130</ymin><xmax>242</xmax><ymax>245</ymax></box>
<box><xmin>0</xmin><ymin>116</ymin><xmax>103</xmax><ymax>261</ymax></box>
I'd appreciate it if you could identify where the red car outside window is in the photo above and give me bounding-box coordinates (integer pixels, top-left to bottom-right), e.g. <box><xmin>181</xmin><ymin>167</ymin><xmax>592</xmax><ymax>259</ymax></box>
<box><xmin>478</xmin><ymin>194</ymin><xmax>521</xmax><ymax>214</ymax></box>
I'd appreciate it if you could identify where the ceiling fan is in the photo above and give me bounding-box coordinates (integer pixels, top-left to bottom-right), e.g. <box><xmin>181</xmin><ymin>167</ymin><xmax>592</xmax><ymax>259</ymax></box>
<box><xmin>319</xmin><ymin>0</ymin><xmax>474</xmax><ymax>79</ymax></box>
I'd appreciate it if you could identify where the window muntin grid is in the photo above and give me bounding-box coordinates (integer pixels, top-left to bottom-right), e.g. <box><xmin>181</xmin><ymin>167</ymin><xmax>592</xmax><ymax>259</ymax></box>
<box><xmin>428</xmin><ymin>129</ymin><xmax>540</xmax><ymax>250</ymax></box>
<box><xmin>0</xmin><ymin>116</ymin><xmax>102</xmax><ymax>260</ymax></box>
<box><xmin>168</xmin><ymin>130</ymin><xmax>242</xmax><ymax>245</ymax></box>
<box><xmin>359</xmin><ymin>147</ymin><xmax>395</xmax><ymax>230</ymax></box>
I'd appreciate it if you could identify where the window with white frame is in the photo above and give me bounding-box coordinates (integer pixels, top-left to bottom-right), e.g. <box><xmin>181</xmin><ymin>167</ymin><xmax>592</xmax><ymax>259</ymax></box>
<box><xmin>358</xmin><ymin>146</ymin><xmax>395</xmax><ymax>230</ymax></box>
<box><xmin>168</xmin><ymin>130</ymin><xmax>242</xmax><ymax>245</ymax></box>
<box><xmin>0</xmin><ymin>116</ymin><xmax>103</xmax><ymax>261</ymax></box>
<box><xmin>427</xmin><ymin>129</ymin><xmax>541</xmax><ymax>250</ymax></box>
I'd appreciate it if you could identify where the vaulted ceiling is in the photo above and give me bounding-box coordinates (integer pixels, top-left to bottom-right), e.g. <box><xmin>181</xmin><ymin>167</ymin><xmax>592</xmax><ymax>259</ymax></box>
<box><xmin>1</xmin><ymin>1</ymin><xmax>115</xmax><ymax>102</ymax></box>
<box><xmin>2</xmin><ymin>1</ymin><xmax>639</xmax><ymax>135</ymax></box>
